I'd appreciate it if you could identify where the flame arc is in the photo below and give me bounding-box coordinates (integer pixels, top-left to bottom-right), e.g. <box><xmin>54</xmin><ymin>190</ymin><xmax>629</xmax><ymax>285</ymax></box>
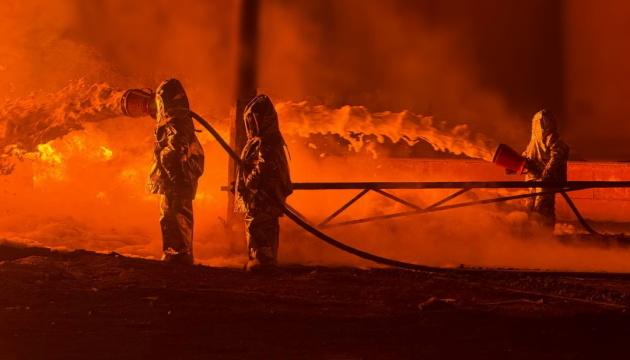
<box><xmin>1</xmin><ymin>83</ymin><xmax>497</xmax><ymax>175</ymax></box>
<box><xmin>276</xmin><ymin>101</ymin><xmax>497</xmax><ymax>161</ymax></box>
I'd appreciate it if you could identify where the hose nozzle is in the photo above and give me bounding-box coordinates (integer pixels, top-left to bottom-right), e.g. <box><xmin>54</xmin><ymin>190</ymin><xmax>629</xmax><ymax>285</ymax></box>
<box><xmin>121</xmin><ymin>88</ymin><xmax>157</xmax><ymax>118</ymax></box>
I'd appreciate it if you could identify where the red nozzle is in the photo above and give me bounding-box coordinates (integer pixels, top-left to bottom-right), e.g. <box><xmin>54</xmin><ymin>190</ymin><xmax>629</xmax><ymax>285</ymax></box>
<box><xmin>493</xmin><ymin>144</ymin><xmax>527</xmax><ymax>174</ymax></box>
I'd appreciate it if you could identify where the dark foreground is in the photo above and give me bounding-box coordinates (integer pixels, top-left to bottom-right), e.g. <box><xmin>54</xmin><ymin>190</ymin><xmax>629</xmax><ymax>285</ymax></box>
<box><xmin>2</xmin><ymin>242</ymin><xmax>630</xmax><ymax>359</ymax></box>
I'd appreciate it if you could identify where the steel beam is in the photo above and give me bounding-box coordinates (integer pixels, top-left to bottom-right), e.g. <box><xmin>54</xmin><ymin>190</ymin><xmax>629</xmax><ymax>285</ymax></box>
<box><xmin>283</xmin><ymin>181</ymin><xmax>630</xmax><ymax>190</ymax></box>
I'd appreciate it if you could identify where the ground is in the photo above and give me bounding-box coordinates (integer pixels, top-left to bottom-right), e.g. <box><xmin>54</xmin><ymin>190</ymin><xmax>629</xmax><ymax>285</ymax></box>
<box><xmin>1</xmin><ymin>242</ymin><xmax>630</xmax><ymax>359</ymax></box>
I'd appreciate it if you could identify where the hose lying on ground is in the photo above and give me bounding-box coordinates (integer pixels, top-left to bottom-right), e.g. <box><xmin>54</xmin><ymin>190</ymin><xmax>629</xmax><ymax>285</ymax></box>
<box><xmin>189</xmin><ymin>111</ymin><xmax>448</xmax><ymax>271</ymax></box>
<box><xmin>189</xmin><ymin>111</ymin><xmax>626</xmax><ymax>271</ymax></box>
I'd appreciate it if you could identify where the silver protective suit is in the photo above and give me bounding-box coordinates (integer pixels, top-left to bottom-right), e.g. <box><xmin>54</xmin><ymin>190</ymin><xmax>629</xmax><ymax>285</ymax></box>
<box><xmin>149</xmin><ymin>79</ymin><xmax>204</xmax><ymax>264</ymax></box>
<box><xmin>523</xmin><ymin>109</ymin><xmax>569</xmax><ymax>229</ymax></box>
<box><xmin>235</xmin><ymin>95</ymin><xmax>292</xmax><ymax>266</ymax></box>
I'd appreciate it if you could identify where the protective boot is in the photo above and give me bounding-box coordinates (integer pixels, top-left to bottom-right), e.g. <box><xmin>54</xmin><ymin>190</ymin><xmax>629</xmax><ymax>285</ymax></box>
<box><xmin>162</xmin><ymin>251</ymin><xmax>194</xmax><ymax>265</ymax></box>
<box><xmin>244</xmin><ymin>214</ymin><xmax>279</xmax><ymax>272</ymax></box>
<box><xmin>160</xmin><ymin>194</ymin><xmax>194</xmax><ymax>265</ymax></box>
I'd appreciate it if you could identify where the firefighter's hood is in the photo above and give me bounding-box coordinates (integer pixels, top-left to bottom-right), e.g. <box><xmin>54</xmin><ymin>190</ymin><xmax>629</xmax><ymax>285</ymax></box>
<box><xmin>156</xmin><ymin>79</ymin><xmax>189</xmax><ymax>118</ymax></box>
<box><xmin>243</xmin><ymin>94</ymin><xmax>279</xmax><ymax>138</ymax></box>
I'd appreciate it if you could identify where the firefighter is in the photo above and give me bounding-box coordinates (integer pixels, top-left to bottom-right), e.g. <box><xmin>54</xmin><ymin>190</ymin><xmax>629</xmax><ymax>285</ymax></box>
<box><xmin>235</xmin><ymin>94</ymin><xmax>292</xmax><ymax>271</ymax></box>
<box><xmin>522</xmin><ymin>109</ymin><xmax>569</xmax><ymax>230</ymax></box>
<box><xmin>148</xmin><ymin>79</ymin><xmax>205</xmax><ymax>265</ymax></box>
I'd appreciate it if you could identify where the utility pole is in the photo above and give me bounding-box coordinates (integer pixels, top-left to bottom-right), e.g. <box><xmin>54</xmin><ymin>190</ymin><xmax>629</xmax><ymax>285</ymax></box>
<box><xmin>228</xmin><ymin>0</ymin><xmax>259</xmax><ymax>221</ymax></box>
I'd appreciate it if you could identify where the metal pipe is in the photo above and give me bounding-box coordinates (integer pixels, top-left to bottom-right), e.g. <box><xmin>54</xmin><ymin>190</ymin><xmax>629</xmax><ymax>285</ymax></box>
<box><xmin>284</xmin><ymin>181</ymin><xmax>630</xmax><ymax>190</ymax></box>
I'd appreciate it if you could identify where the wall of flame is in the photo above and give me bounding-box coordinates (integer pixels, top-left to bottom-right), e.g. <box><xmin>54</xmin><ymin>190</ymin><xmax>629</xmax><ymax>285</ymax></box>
<box><xmin>1</xmin><ymin>0</ymin><xmax>630</xmax><ymax>271</ymax></box>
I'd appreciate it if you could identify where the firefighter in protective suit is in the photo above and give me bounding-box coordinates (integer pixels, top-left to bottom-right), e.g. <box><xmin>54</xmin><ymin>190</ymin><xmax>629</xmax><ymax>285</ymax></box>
<box><xmin>522</xmin><ymin>109</ymin><xmax>569</xmax><ymax>230</ymax></box>
<box><xmin>148</xmin><ymin>79</ymin><xmax>205</xmax><ymax>265</ymax></box>
<box><xmin>236</xmin><ymin>94</ymin><xmax>292</xmax><ymax>271</ymax></box>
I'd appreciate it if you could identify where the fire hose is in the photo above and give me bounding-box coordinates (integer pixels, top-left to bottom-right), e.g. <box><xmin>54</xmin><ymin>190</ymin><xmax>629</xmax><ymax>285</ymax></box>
<box><xmin>189</xmin><ymin>111</ymin><xmax>624</xmax><ymax>271</ymax></box>
<box><xmin>120</xmin><ymin>88</ymin><xmax>450</xmax><ymax>270</ymax></box>
<box><xmin>121</xmin><ymin>88</ymin><xmax>621</xmax><ymax>270</ymax></box>
<box><xmin>189</xmin><ymin>111</ymin><xmax>448</xmax><ymax>271</ymax></box>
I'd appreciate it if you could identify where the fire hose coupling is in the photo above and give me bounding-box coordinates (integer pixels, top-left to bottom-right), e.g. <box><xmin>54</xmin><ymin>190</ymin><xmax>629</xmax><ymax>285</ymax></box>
<box><xmin>121</xmin><ymin>88</ymin><xmax>157</xmax><ymax>118</ymax></box>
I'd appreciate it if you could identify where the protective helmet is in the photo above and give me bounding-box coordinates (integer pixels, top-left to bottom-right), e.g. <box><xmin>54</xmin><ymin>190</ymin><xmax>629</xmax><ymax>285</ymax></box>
<box><xmin>243</xmin><ymin>94</ymin><xmax>279</xmax><ymax>138</ymax></box>
<box><xmin>155</xmin><ymin>79</ymin><xmax>189</xmax><ymax>118</ymax></box>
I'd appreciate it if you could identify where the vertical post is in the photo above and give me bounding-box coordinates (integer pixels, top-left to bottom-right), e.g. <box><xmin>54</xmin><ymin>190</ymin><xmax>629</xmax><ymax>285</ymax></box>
<box><xmin>228</xmin><ymin>0</ymin><xmax>259</xmax><ymax>221</ymax></box>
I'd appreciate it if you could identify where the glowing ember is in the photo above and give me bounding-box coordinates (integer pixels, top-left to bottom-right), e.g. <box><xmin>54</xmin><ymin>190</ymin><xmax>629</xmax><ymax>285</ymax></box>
<box><xmin>36</xmin><ymin>143</ymin><xmax>62</xmax><ymax>164</ymax></box>
<box><xmin>100</xmin><ymin>146</ymin><xmax>114</xmax><ymax>161</ymax></box>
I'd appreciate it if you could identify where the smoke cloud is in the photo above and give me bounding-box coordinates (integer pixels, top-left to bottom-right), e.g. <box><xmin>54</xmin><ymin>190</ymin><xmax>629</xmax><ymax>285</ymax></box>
<box><xmin>0</xmin><ymin>0</ymin><xmax>629</xmax><ymax>271</ymax></box>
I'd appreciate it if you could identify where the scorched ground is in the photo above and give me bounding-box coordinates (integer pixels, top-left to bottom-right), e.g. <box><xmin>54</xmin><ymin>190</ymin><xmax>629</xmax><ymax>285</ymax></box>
<box><xmin>1</xmin><ymin>241</ymin><xmax>630</xmax><ymax>359</ymax></box>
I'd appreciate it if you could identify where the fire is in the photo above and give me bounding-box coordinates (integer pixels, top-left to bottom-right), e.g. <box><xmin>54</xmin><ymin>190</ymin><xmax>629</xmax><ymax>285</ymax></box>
<box><xmin>0</xmin><ymin>80</ymin><xmax>123</xmax><ymax>174</ymax></box>
<box><xmin>30</xmin><ymin>142</ymin><xmax>64</xmax><ymax>183</ymax></box>
<box><xmin>0</xmin><ymin>81</ymin><xmax>628</xmax><ymax>272</ymax></box>
<box><xmin>36</xmin><ymin>143</ymin><xmax>62</xmax><ymax>164</ymax></box>
<box><xmin>1</xmin><ymin>81</ymin><xmax>497</xmax><ymax>176</ymax></box>
<box><xmin>100</xmin><ymin>146</ymin><xmax>114</xmax><ymax>160</ymax></box>
<box><xmin>0</xmin><ymin>82</ymin><xmax>504</xmax><ymax>267</ymax></box>
<box><xmin>276</xmin><ymin>101</ymin><xmax>497</xmax><ymax>161</ymax></box>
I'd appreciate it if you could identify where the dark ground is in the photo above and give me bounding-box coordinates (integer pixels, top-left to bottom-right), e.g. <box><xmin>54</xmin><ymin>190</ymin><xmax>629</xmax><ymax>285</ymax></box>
<box><xmin>2</xmin><ymin>242</ymin><xmax>630</xmax><ymax>359</ymax></box>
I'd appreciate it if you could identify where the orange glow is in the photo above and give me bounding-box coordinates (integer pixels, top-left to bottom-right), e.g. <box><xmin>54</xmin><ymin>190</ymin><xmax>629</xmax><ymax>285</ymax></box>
<box><xmin>1</xmin><ymin>83</ymin><xmax>629</xmax><ymax>272</ymax></box>
<box><xmin>0</xmin><ymin>0</ymin><xmax>629</xmax><ymax>272</ymax></box>
<box><xmin>276</xmin><ymin>101</ymin><xmax>497</xmax><ymax>160</ymax></box>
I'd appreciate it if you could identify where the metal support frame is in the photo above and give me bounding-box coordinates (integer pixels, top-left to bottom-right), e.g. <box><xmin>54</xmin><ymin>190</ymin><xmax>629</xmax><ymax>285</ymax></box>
<box><xmin>320</xmin><ymin>187</ymin><xmax>575</xmax><ymax>229</ymax></box>
<box><xmin>318</xmin><ymin>189</ymin><xmax>370</xmax><ymax>227</ymax></box>
<box><xmin>317</xmin><ymin>188</ymin><xmax>424</xmax><ymax>227</ymax></box>
<box><xmin>282</xmin><ymin>181</ymin><xmax>630</xmax><ymax>190</ymax></box>
<box><xmin>424</xmin><ymin>188</ymin><xmax>471</xmax><ymax>210</ymax></box>
<box><xmin>222</xmin><ymin>180</ymin><xmax>630</xmax><ymax>235</ymax></box>
<box><xmin>303</xmin><ymin>181</ymin><xmax>630</xmax><ymax>235</ymax></box>
<box><xmin>198</xmin><ymin>107</ymin><xmax>628</xmax><ymax>270</ymax></box>
<box><xmin>371</xmin><ymin>189</ymin><xmax>424</xmax><ymax>210</ymax></box>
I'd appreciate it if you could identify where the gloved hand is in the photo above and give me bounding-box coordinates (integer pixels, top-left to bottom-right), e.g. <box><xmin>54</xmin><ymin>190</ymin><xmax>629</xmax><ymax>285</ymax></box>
<box><xmin>524</xmin><ymin>158</ymin><xmax>543</xmax><ymax>177</ymax></box>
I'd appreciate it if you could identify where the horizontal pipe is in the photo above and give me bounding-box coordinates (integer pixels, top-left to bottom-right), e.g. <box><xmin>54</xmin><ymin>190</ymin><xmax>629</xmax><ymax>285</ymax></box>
<box><xmin>221</xmin><ymin>180</ymin><xmax>630</xmax><ymax>191</ymax></box>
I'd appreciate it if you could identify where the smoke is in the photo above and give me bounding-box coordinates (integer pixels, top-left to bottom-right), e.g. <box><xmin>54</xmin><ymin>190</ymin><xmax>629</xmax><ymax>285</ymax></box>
<box><xmin>564</xmin><ymin>0</ymin><xmax>630</xmax><ymax>160</ymax></box>
<box><xmin>258</xmin><ymin>0</ymin><xmax>528</xmax><ymax>148</ymax></box>
<box><xmin>280</xmin><ymin>150</ymin><xmax>630</xmax><ymax>272</ymax></box>
<box><xmin>0</xmin><ymin>0</ymin><xmax>629</xmax><ymax>272</ymax></box>
<box><xmin>0</xmin><ymin>82</ymin><xmax>629</xmax><ymax>271</ymax></box>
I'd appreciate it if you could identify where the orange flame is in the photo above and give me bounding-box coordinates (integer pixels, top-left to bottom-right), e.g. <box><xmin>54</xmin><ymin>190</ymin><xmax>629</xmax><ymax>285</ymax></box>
<box><xmin>276</xmin><ymin>101</ymin><xmax>497</xmax><ymax>160</ymax></box>
<box><xmin>1</xmin><ymin>82</ymin><xmax>629</xmax><ymax>272</ymax></box>
<box><xmin>0</xmin><ymin>81</ymin><xmax>123</xmax><ymax>172</ymax></box>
